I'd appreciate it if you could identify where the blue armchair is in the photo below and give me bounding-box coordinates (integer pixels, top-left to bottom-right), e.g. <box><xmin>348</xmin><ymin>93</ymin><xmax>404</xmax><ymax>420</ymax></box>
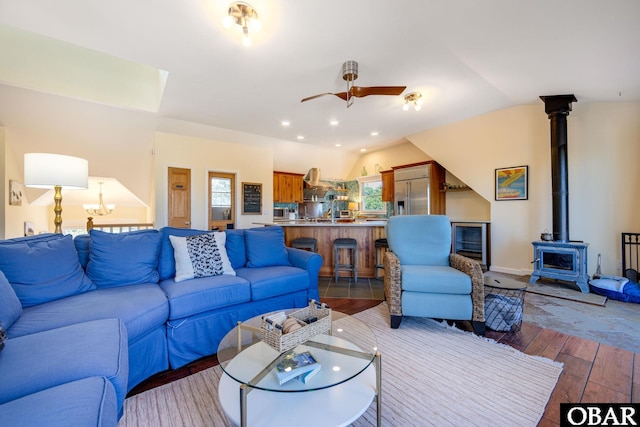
<box><xmin>383</xmin><ymin>215</ymin><xmax>485</xmax><ymax>334</ymax></box>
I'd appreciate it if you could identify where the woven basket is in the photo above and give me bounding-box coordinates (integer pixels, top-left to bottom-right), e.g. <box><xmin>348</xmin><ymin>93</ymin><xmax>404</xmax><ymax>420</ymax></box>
<box><xmin>260</xmin><ymin>300</ymin><xmax>331</xmax><ymax>353</ymax></box>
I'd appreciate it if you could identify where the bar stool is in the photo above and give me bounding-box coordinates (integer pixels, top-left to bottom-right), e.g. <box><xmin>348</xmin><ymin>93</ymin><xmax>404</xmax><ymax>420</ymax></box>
<box><xmin>374</xmin><ymin>238</ymin><xmax>389</xmax><ymax>280</ymax></box>
<box><xmin>333</xmin><ymin>238</ymin><xmax>358</xmax><ymax>282</ymax></box>
<box><xmin>291</xmin><ymin>237</ymin><xmax>317</xmax><ymax>252</ymax></box>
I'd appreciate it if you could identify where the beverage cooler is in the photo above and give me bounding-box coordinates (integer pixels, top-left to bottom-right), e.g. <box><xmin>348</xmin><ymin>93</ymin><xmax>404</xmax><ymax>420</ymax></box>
<box><xmin>451</xmin><ymin>222</ymin><xmax>490</xmax><ymax>270</ymax></box>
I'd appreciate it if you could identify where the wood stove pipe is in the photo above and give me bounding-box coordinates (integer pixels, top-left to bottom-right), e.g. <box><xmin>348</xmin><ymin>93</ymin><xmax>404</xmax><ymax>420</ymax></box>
<box><xmin>540</xmin><ymin>95</ymin><xmax>577</xmax><ymax>243</ymax></box>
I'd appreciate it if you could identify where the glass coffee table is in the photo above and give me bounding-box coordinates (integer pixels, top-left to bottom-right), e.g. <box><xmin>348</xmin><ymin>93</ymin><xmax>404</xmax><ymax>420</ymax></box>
<box><xmin>217</xmin><ymin>308</ymin><xmax>381</xmax><ymax>427</ymax></box>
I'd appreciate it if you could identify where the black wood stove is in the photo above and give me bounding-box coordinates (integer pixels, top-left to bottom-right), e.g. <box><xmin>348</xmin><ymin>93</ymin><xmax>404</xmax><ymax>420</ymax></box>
<box><xmin>530</xmin><ymin>95</ymin><xmax>590</xmax><ymax>292</ymax></box>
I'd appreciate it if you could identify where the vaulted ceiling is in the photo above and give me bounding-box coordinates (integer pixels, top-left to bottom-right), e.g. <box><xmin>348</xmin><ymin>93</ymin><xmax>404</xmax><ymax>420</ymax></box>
<box><xmin>1</xmin><ymin>0</ymin><xmax>639</xmax><ymax>153</ymax></box>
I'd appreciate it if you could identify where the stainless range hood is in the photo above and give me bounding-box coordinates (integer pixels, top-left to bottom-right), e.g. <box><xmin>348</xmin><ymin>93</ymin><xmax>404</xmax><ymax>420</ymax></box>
<box><xmin>303</xmin><ymin>168</ymin><xmax>334</xmax><ymax>200</ymax></box>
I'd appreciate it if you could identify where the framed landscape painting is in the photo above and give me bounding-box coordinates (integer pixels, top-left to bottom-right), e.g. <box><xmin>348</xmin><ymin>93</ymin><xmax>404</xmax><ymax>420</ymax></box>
<box><xmin>495</xmin><ymin>166</ymin><xmax>528</xmax><ymax>201</ymax></box>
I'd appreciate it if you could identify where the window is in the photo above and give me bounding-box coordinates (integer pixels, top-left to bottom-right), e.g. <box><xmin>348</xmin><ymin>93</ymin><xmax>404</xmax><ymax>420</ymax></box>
<box><xmin>209</xmin><ymin>171</ymin><xmax>235</xmax><ymax>230</ymax></box>
<box><xmin>358</xmin><ymin>175</ymin><xmax>386</xmax><ymax>214</ymax></box>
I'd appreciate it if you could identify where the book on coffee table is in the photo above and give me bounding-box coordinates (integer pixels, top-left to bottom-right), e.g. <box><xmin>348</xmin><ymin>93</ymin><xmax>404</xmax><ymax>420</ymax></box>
<box><xmin>296</xmin><ymin>363</ymin><xmax>321</xmax><ymax>384</ymax></box>
<box><xmin>274</xmin><ymin>351</ymin><xmax>320</xmax><ymax>385</ymax></box>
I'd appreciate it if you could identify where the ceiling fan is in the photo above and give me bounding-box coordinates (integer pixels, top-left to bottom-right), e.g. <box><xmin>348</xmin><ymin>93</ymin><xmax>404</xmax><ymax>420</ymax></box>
<box><xmin>301</xmin><ymin>61</ymin><xmax>406</xmax><ymax>108</ymax></box>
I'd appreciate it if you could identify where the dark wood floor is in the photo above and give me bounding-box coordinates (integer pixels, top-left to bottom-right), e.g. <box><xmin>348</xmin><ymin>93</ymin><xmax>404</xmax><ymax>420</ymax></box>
<box><xmin>128</xmin><ymin>298</ymin><xmax>639</xmax><ymax>426</ymax></box>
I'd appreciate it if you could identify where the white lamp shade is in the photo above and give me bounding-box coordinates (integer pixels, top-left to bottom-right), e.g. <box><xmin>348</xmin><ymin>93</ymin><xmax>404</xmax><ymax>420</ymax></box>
<box><xmin>24</xmin><ymin>153</ymin><xmax>88</xmax><ymax>189</ymax></box>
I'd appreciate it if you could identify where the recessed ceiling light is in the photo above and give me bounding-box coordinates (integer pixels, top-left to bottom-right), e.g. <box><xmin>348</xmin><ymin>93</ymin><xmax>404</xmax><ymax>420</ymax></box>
<box><xmin>335</xmin><ymin>144</ymin><xmax>341</xmax><ymax>147</ymax></box>
<box><xmin>329</xmin><ymin>120</ymin><xmax>339</xmax><ymax>126</ymax></box>
<box><xmin>360</xmin><ymin>148</ymin><xmax>367</xmax><ymax>152</ymax></box>
<box><xmin>296</xmin><ymin>135</ymin><xmax>304</xmax><ymax>140</ymax></box>
<box><xmin>370</xmin><ymin>131</ymin><xmax>379</xmax><ymax>136</ymax></box>
<box><xmin>281</xmin><ymin>120</ymin><xmax>290</xmax><ymax>126</ymax></box>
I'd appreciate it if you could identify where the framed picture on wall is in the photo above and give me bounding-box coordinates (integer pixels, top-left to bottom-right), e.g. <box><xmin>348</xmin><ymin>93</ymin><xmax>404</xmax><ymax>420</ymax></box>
<box><xmin>9</xmin><ymin>180</ymin><xmax>24</xmax><ymax>206</ymax></box>
<box><xmin>495</xmin><ymin>166</ymin><xmax>528</xmax><ymax>201</ymax></box>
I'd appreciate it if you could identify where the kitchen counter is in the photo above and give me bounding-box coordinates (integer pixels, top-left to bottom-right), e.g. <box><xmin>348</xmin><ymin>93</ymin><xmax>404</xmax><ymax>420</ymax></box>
<box><xmin>254</xmin><ymin>220</ymin><xmax>387</xmax><ymax>279</ymax></box>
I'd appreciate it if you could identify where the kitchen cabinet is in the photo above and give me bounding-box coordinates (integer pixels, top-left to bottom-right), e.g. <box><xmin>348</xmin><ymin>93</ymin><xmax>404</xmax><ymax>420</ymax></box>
<box><xmin>273</xmin><ymin>172</ymin><xmax>304</xmax><ymax>203</ymax></box>
<box><xmin>381</xmin><ymin>169</ymin><xmax>394</xmax><ymax>201</ymax></box>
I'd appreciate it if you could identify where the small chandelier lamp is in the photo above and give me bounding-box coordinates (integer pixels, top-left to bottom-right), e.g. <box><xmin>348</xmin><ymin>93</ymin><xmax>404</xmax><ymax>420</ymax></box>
<box><xmin>83</xmin><ymin>182</ymin><xmax>115</xmax><ymax>216</ymax></box>
<box><xmin>223</xmin><ymin>2</ymin><xmax>261</xmax><ymax>47</ymax></box>
<box><xmin>403</xmin><ymin>92</ymin><xmax>423</xmax><ymax>111</ymax></box>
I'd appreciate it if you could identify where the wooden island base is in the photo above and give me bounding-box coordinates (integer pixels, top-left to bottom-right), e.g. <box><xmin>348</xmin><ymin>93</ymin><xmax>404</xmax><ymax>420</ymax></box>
<box><xmin>281</xmin><ymin>222</ymin><xmax>387</xmax><ymax>279</ymax></box>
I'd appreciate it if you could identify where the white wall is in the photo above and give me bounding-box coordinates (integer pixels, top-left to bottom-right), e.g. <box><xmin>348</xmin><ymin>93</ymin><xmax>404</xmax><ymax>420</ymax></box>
<box><xmin>154</xmin><ymin>132</ymin><xmax>274</xmax><ymax>230</ymax></box>
<box><xmin>0</xmin><ymin>85</ymin><xmax>360</xmax><ymax>236</ymax></box>
<box><xmin>409</xmin><ymin>102</ymin><xmax>640</xmax><ymax>276</ymax></box>
<box><xmin>2</xmin><ymin>131</ymin><xmax>50</xmax><ymax>238</ymax></box>
<box><xmin>345</xmin><ymin>140</ymin><xmax>431</xmax><ymax>180</ymax></box>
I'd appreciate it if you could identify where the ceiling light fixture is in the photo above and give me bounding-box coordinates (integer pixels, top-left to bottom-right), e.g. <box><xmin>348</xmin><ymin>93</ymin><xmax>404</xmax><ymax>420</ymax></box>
<box><xmin>222</xmin><ymin>2</ymin><xmax>261</xmax><ymax>47</ymax></box>
<box><xmin>403</xmin><ymin>92</ymin><xmax>423</xmax><ymax>111</ymax></box>
<box><xmin>83</xmin><ymin>181</ymin><xmax>115</xmax><ymax>216</ymax></box>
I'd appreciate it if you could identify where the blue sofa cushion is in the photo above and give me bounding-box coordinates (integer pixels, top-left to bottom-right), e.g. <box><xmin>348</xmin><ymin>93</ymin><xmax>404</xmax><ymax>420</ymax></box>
<box><xmin>401</xmin><ymin>265</ymin><xmax>472</xmax><ymax>294</ymax></box>
<box><xmin>386</xmin><ymin>215</ymin><xmax>452</xmax><ymax>266</ymax></box>
<box><xmin>0</xmin><ymin>271</ymin><xmax>22</xmax><ymax>329</ymax></box>
<box><xmin>0</xmin><ymin>234</ymin><xmax>95</xmax><ymax>307</ymax></box>
<box><xmin>0</xmin><ymin>377</ymin><xmax>118</xmax><ymax>427</ymax></box>
<box><xmin>225</xmin><ymin>229</ymin><xmax>247</xmax><ymax>269</ymax></box>
<box><xmin>158</xmin><ymin>226</ymin><xmax>211</xmax><ymax>281</ymax></box>
<box><xmin>244</xmin><ymin>227</ymin><xmax>290</xmax><ymax>268</ymax></box>
<box><xmin>74</xmin><ymin>234</ymin><xmax>91</xmax><ymax>269</ymax></box>
<box><xmin>160</xmin><ymin>275</ymin><xmax>251</xmax><ymax>320</ymax></box>
<box><xmin>7</xmin><ymin>284</ymin><xmax>169</xmax><ymax>343</ymax></box>
<box><xmin>169</xmin><ymin>232</ymin><xmax>235</xmax><ymax>282</ymax></box>
<box><xmin>236</xmin><ymin>266</ymin><xmax>309</xmax><ymax>301</ymax></box>
<box><xmin>0</xmin><ymin>319</ymin><xmax>128</xmax><ymax>415</ymax></box>
<box><xmin>87</xmin><ymin>229</ymin><xmax>161</xmax><ymax>288</ymax></box>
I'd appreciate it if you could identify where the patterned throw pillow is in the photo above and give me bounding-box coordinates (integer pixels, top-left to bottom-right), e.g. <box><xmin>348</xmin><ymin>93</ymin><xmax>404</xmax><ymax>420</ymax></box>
<box><xmin>0</xmin><ymin>322</ymin><xmax>6</xmax><ymax>351</ymax></box>
<box><xmin>169</xmin><ymin>232</ymin><xmax>235</xmax><ymax>282</ymax></box>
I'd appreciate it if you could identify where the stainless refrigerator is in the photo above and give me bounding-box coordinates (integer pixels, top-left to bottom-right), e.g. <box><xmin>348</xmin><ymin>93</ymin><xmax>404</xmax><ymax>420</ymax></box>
<box><xmin>394</xmin><ymin>165</ymin><xmax>431</xmax><ymax>215</ymax></box>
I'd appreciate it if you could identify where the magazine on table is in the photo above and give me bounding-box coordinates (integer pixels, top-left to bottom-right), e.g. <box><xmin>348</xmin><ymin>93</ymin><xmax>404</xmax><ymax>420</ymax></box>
<box><xmin>274</xmin><ymin>351</ymin><xmax>320</xmax><ymax>385</ymax></box>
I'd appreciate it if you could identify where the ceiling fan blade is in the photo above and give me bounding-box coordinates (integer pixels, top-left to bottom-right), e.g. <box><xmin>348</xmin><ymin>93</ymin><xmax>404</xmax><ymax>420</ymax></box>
<box><xmin>349</xmin><ymin>86</ymin><xmax>407</xmax><ymax>98</ymax></box>
<box><xmin>300</xmin><ymin>92</ymin><xmax>348</xmax><ymax>102</ymax></box>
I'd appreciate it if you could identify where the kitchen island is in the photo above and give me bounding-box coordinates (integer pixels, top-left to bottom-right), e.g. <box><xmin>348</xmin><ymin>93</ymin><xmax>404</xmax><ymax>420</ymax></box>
<box><xmin>254</xmin><ymin>219</ymin><xmax>387</xmax><ymax>279</ymax></box>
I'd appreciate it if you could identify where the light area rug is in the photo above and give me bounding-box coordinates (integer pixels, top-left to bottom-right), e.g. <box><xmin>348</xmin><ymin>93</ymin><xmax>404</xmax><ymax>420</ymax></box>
<box><xmin>119</xmin><ymin>303</ymin><xmax>563</xmax><ymax>427</ymax></box>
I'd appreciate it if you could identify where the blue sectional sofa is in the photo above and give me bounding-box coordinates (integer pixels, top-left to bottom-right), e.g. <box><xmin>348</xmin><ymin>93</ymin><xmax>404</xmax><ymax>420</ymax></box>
<box><xmin>0</xmin><ymin>225</ymin><xmax>321</xmax><ymax>426</ymax></box>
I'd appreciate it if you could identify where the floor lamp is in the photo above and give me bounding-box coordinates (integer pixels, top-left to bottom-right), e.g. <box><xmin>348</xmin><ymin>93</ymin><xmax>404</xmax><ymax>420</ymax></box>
<box><xmin>24</xmin><ymin>153</ymin><xmax>88</xmax><ymax>234</ymax></box>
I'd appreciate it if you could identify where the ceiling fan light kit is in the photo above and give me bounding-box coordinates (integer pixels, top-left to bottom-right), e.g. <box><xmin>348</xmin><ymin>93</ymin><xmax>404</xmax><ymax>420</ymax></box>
<box><xmin>301</xmin><ymin>60</ymin><xmax>406</xmax><ymax>108</ymax></box>
<box><xmin>403</xmin><ymin>92</ymin><xmax>423</xmax><ymax>111</ymax></box>
<box><xmin>223</xmin><ymin>2</ymin><xmax>261</xmax><ymax>47</ymax></box>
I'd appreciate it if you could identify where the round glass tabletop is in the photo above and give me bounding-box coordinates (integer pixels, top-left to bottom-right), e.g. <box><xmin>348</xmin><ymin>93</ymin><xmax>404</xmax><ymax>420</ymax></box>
<box><xmin>217</xmin><ymin>308</ymin><xmax>377</xmax><ymax>392</ymax></box>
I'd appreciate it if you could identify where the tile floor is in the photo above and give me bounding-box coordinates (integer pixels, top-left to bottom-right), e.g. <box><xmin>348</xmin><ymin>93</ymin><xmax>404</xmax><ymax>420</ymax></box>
<box><xmin>318</xmin><ymin>276</ymin><xmax>385</xmax><ymax>300</ymax></box>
